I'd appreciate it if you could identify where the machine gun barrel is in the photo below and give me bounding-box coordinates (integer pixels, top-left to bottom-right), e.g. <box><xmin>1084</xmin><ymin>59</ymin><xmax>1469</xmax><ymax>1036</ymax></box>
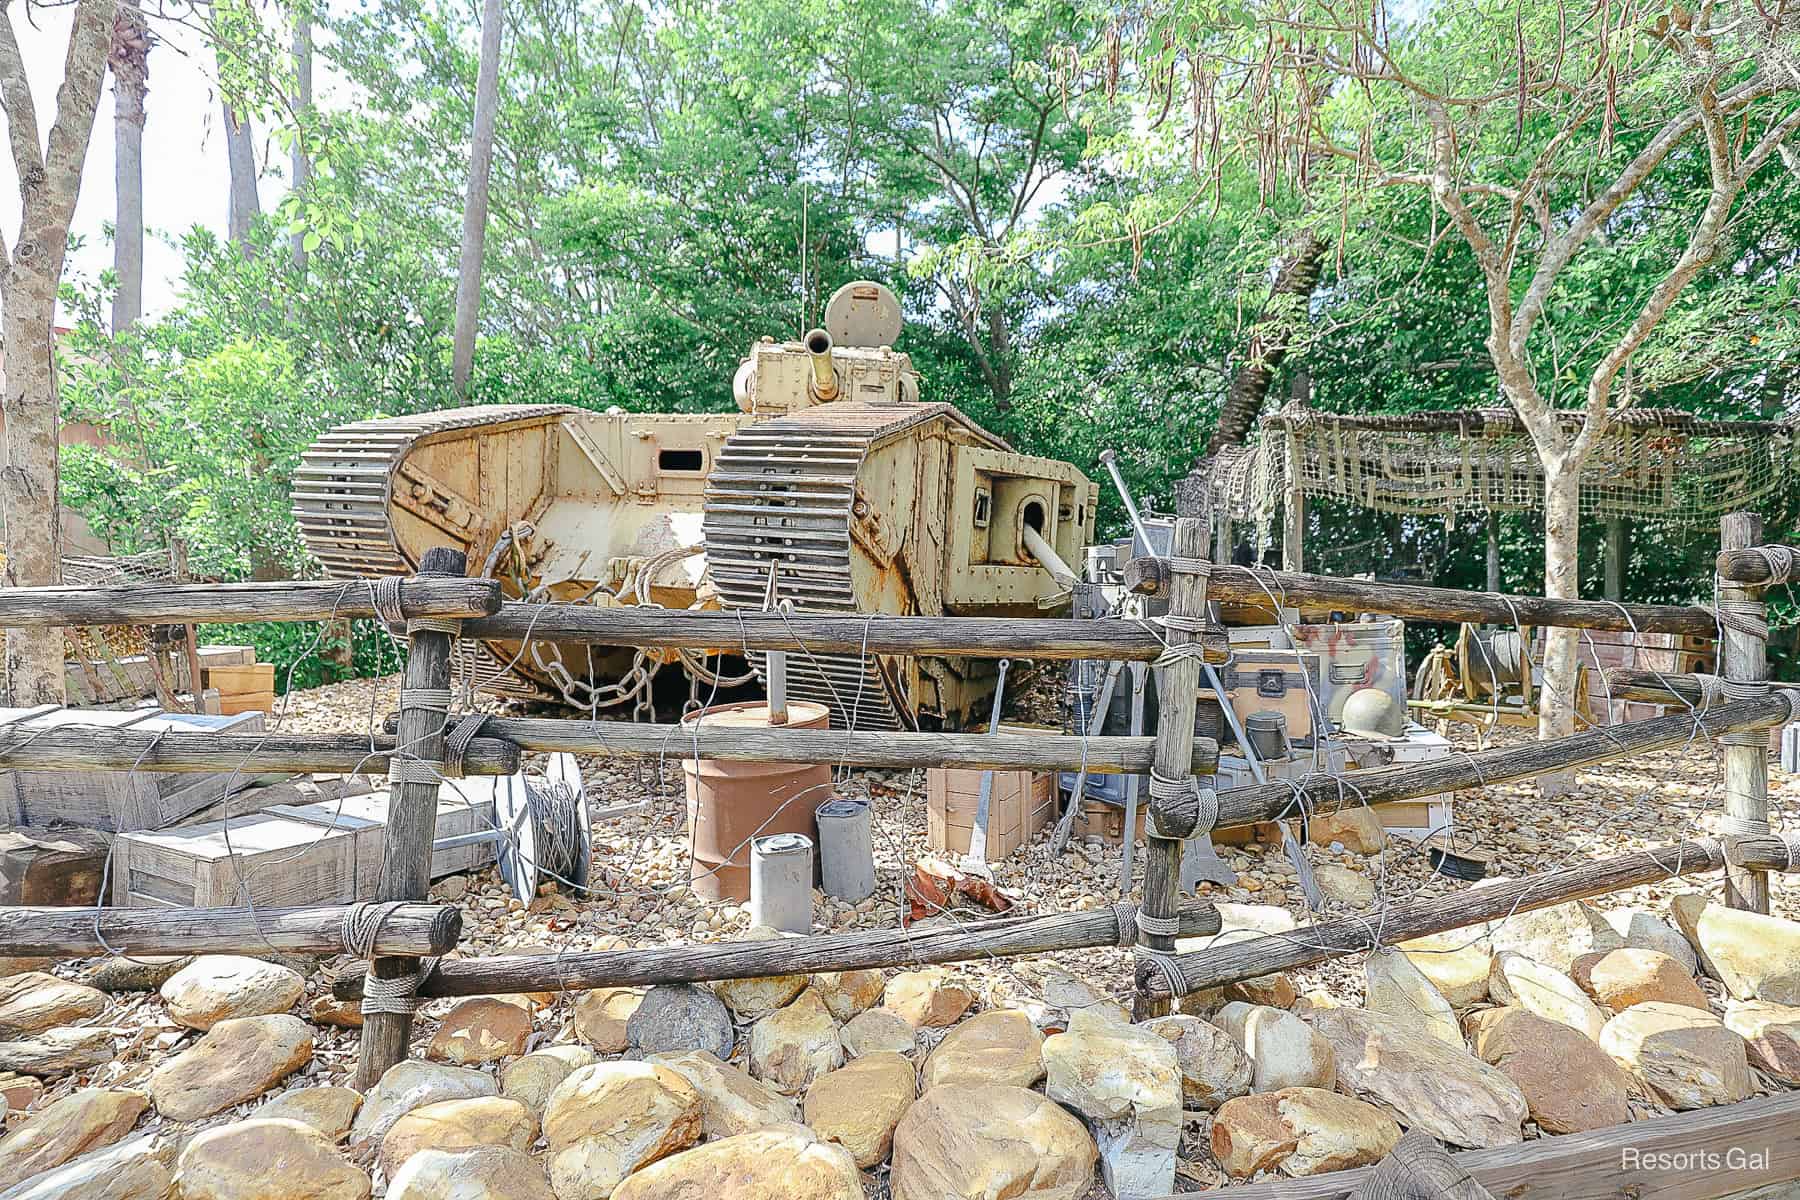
<box><xmin>804</xmin><ymin>328</ymin><xmax>839</xmax><ymax>400</ymax></box>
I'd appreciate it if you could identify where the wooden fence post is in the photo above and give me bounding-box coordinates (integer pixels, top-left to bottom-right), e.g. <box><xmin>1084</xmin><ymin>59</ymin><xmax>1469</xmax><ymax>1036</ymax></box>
<box><xmin>1719</xmin><ymin>512</ymin><xmax>1772</xmax><ymax>913</ymax></box>
<box><xmin>1135</xmin><ymin>516</ymin><xmax>1210</xmax><ymax>1019</ymax></box>
<box><xmin>354</xmin><ymin>546</ymin><xmax>466</xmax><ymax>1089</ymax></box>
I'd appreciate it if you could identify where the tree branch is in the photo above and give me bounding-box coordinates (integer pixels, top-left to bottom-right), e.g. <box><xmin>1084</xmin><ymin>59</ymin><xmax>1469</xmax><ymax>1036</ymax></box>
<box><xmin>39</xmin><ymin>0</ymin><xmax>115</xmax><ymax>234</ymax></box>
<box><xmin>0</xmin><ymin>0</ymin><xmax>46</xmax><ymax>183</ymax></box>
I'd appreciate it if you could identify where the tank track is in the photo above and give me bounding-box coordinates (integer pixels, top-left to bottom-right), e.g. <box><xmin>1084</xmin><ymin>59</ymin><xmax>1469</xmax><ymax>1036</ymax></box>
<box><xmin>702</xmin><ymin>405</ymin><xmax>939</xmax><ymax>732</ymax></box>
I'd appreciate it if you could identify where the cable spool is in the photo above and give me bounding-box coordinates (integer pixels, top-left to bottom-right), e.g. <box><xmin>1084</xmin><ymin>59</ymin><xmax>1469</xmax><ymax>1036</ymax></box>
<box><xmin>1457</xmin><ymin>624</ymin><xmax>1526</xmax><ymax>699</ymax></box>
<box><xmin>488</xmin><ymin>752</ymin><xmax>593</xmax><ymax>900</ymax></box>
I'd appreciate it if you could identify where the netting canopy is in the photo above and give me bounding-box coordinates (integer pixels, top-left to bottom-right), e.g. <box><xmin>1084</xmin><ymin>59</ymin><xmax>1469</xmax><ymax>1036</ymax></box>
<box><xmin>1198</xmin><ymin>404</ymin><xmax>1798</xmax><ymax>532</ymax></box>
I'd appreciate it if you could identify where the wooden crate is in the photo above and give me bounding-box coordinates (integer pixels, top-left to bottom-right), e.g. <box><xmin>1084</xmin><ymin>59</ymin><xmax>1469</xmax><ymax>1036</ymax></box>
<box><xmin>202</xmin><ymin>663</ymin><xmax>275</xmax><ymax>715</ymax></box>
<box><xmin>927</xmin><ymin>767</ymin><xmax>1055</xmax><ymax>858</ymax></box>
<box><xmin>1070</xmin><ymin>797</ymin><xmax>1150</xmax><ymax>845</ymax></box>
<box><xmin>0</xmin><ymin>827</ymin><xmax>113</xmax><ymax>907</ymax></box>
<box><xmin>111</xmin><ymin>812</ymin><xmax>364</xmax><ymax>908</ymax></box>
<box><xmin>268</xmin><ymin>786</ymin><xmax>498</xmax><ymax>894</ymax></box>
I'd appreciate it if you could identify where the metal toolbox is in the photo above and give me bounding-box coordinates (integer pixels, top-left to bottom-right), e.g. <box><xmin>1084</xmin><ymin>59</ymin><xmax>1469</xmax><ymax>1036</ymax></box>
<box><xmin>1290</xmin><ymin>620</ymin><xmax>1407</xmax><ymax>725</ymax></box>
<box><xmin>1217</xmin><ymin>649</ymin><xmax>1322</xmax><ymax>742</ymax></box>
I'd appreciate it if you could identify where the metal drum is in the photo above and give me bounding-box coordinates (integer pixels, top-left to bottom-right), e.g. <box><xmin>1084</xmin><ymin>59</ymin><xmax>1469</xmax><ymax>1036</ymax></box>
<box><xmin>681</xmin><ymin>700</ymin><xmax>831</xmax><ymax>901</ymax></box>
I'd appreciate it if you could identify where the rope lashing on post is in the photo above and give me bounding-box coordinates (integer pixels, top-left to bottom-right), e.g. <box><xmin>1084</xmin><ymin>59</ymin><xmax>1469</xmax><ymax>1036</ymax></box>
<box><xmin>1149</xmin><ymin>770</ymin><xmax>1219</xmax><ymax>832</ymax></box>
<box><xmin>373</xmin><ymin>576</ymin><xmax>408</xmax><ymax>629</ymax></box>
<box><xmin>1713</xmin><ymin>597</ymin><xmax>1771</xmax><ymax>641</ymax></box>
<box><xmin>1166</xmin><ymin>557</ymin><xmax>1212</xmax><ymax>579</ymax></box>
<box><xmin>1748</xmin><ymin>545</ymin><xmax>1798</xmax><ymax>586</ymax></box>
<box><xmin>340</xmin><ymin>902</ymin><xmax>439</xmax><ymax>1015</ymax></box>
<box><xmin>1134</xmin><ymin>948</ymin><xmax>1188</xmax><ymax>998</ymax></box>
<box><xmin>1134</xmin><ymin>909</ymin><xmax>1181</xmax><ymax>937</ymax></box>
<box><xmin>442</xmin><ymin>714</ymin><xmax>490</xmax><ymax>778</ymax></box>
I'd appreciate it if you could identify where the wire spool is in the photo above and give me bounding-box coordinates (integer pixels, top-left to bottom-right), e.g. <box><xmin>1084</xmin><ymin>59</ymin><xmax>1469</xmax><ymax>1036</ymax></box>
<box><xmin>1458</xmin><ymin>624</ymin><xmax>1526</xmax><ymax>699</ymax></box>
<box><xmin>1423</xmin><ymin>832</ymin><xmax>1492</xmax><ymax>882</ymax></box>
<box><xmin>490</xmin><ymin>752</ymin><xmax>593</xmax><ymax>900</ymax></box>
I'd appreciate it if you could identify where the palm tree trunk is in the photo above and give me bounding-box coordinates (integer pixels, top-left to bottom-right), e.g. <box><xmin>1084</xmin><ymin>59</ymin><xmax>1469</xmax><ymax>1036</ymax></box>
<box><xmin>451</xmin><ymin>0</ymin><xmax>505</xmax><ymax>399</ymax></box>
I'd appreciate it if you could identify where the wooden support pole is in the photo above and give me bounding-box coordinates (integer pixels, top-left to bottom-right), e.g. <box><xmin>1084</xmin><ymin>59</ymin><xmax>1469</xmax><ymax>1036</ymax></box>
<box><xmin>0</xmin><ymin>577</ymin><xmax>500</xmax><ymax>627</ymax></box>
<box><xmin>1136</xmin><ymin>516</ymin><xmax>1210</xmax><ymax>1020</ymax></box>
<box><xmin>466</xmin><ymin>606</ymin><xmax>1230</xmax><ymax>663</ymax></box>
<box><xmin>1123</xmin><ymin>560</ymin><xmax>1718</xmax><ymax>636</ymax></box>
<box><xmin>1143</xmin><ymin>833</ymin><xmax>1800</xmax><ymax>1000</ymax></box>
<box><xmin>459</xmin><ymin>717</ymin><xmax>1217</xmax><ymax>776</ymax></box>
<box><xmin>1719</xmin><ymin>512</ymin><xmax>1771</xmax><ymax>913</ymax></box>
<box><xmin>354</xmin><ymin>547</ymin><xmax>464</xmax><ymax>1091</ymax></box>
<box><xmin>0</xmin><ymin>903</ymin><xmax>459</xmax><ymax>958</ymax></box>
<box><xmin>1604</xmin><ymin>516</ymin><xmax>1626</xmax><ymax>602</ymax></box>
<box><xmin>0</xmin><ymin>727</ymin><xmax>519</xmax><ymax>776</ymax></box>
<box><xmin>1602</xmin><ymin>668</ymin><xmax>1719</xmax><ymax>705</ymax></box>
<box><xmin>334</xmin><ymin>901</ymin><xmax>1222</xmax><ymax>1001</ymax></box>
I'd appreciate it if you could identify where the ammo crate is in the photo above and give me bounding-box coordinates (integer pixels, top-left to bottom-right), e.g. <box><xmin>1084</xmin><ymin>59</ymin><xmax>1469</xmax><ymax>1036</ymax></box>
<box><xmin>111</xmin><ymin>812</ymin><xmax>364</xmax><ymax>908</ymax></box>
<box><xmin>268</xmin><ymin>786</ymin><xmax>498</xmax><ymax>894</ymax></box>
<box><xmin>927</xmin><ymin>767</ymin><xmax>1055</xmax><ymax>858</ymax></box>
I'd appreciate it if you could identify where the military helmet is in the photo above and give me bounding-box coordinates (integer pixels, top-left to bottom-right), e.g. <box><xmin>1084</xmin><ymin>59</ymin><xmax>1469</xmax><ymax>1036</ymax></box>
<box><xmin>1341</xmin><ymin>687</ymin><xmax>1406</xmax><ymax>738</ymax></box>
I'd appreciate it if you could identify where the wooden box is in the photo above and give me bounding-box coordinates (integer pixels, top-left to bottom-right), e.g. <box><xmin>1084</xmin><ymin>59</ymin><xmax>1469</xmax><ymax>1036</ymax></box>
<box><xmin>268</xmin><ymin>786</ymin><xmax>498</xmax><ymax>894</ymax></box>
<box><xmin>202</xmin><ymin>663</ymin><xmax>275</xmax><ymax>715</ymax></box>
<box><xmin>1070</xmin><ymin>797</ymin><xmax>1149</xmax><ymax>845</ymax></box>
<box><xmin>111</xmin><ymin>812</ymin><xmax>364</xmax><ymax>908</ymax></box>
<box><xmin>0</xmin><ymin>827</ymin><xmax>113</xmax><ymax>907</ymax></box>
<box><xmin>1218</xmin><ymin>649</ymin><xmax>1322</xmax><ymax>742</ymax></box>
<box><xmin>927</xmin><ymin>767</ymin><xmax>1055</xmax><ymax>858</ymax></box>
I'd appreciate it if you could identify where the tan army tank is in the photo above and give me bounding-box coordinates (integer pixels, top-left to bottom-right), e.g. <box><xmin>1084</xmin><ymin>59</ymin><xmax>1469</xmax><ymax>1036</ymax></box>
<box><xmin>292</xmin><ymin>282</ymin><xmax>1096</xmax><ymax>728</ymax></box>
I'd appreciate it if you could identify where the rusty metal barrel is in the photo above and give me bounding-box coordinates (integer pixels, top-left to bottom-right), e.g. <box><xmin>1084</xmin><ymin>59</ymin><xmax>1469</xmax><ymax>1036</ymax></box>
<box><xmin>681</xmin><ymin>700</ymin><xmax>832</xmax><ymax>901</ymax></box>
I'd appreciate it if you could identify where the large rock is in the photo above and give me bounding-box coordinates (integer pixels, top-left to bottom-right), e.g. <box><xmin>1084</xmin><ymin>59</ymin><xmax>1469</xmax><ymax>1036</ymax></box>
<box><xmin>388</xmin><ymin>1146</ymin><xmax>554</xmax><ymax>1200</ymax></box>
<box><xmin>1043</xmin><ymin>1008</ymin><xmax>1181</xmax><ymax>1198</ymax></box>
<box><xmin>1468</xmin><ymin>1007</ymin><xmax>1632</xmax><ymax>1134</ymax></box>
<box><xmin>1671</xmin><ymin>895</ymin><xmax>1800</xmax><ymax>1003</ymax></box>
<box><xmin>427</xmin><ymin>997</ymin><xmax>533</xmax><ymax>1065</ymax></box>
<box><xmin>889</xmin><ymin>1083</ymin><xmax>1096</xmax><ymax>1200</ymax></box>
<box><xmin>1399</xmin><ymin>931</ymin><xmax>1491</xmax><ymax>1009</ymax></box>
<box><xmin>170</xmin><ymin>1119</ymin><xmax>370</xmax><ymax>1200</ymax></box>
<box><xmin>1306</xmin><ymin>807</ymin><xmax>1385</xmax><ymax>854</ymax></box>
<box><xmin>1309</xmin><ymin>1008</ymin><xmax>1527</xmax><ymax>1148</ymax></box>
<box><xmin>381</xmin><ymin>1096</ymin><xmax>537</xmax><ymax>1178</ymax></box>
<box><xmin>747</xmin><ymin>989</ymin><xmax>841</xmax><ymax>1095</ymax></box>
<box><xmin>611</xmin><ymin>1125</ymin><xmax>862</xmax><ymax>1200</ymax></box>
<box><xmin>625</xmin><ymin>985</ymin><xmax>734</xmax><ymax>1061</ymax></box>
<box><xmin>0</xmin><ymin>1088</ymin><xmax>147</xmax><ymax>1181</ymax></box>
<box><xmin>573</xmin><ymin>989</ymin><xmax>643</xmax><ymax>1054</ymax></box>
<box><xmin>803</xmin><ymin>1051</ymin><xmax>915</xmax><ymax>1168</ymax></box>
<box><xmin>988</xmin><ymin>965</ymin><xmax>1128</xmax><ymax>1034</ymax></box>
<box><xmin>82</xmin><ymin>956</ymin><xmax>191</xmax><ymax>993</ymax></box>
<box><xmin>884</xmin><ymin>968</ymin><xmax>975</xmax><ymax>1028</ymax></box>
<box><xmin>1724</xmin><ymin>1000</ymin><xmax>1800</xmax><ymax>1083</ymax></box>
<box><xmin>0</xmin><ymin>1027</ymin><xmax>113</xmax><ymax>1077</ymax></box>
<box><xmin>504</xmin><ymin>1047</ymin><xmax>600</xmax><ymax>1118</ymax></box>
<box><xmin>0</xmin><ymin>1133</ymin><xmax>170</xmax><ymax>1200</ymax></box>
<box><xmin>309</xmin><ymin>996</ymin><xmax>363</xmax><ymax>1029</ymax></box>
<box><xmin>1211</xmin><ymin>1088</ymin><xmax>1400</xmax><ymax>1178</ymax></box>
<box><xmin>921</xmin><ymin>1009</ymin><xmax>1043</xmax><ymax>1090</ymax></box>
<box><xmin>541</xmin><ymin>1062</ymin><xmax>702</xmax><ymax>1200</ymax></box>
<box><xmin>1489</xmin><ymin>953</ymin><xmax>1606</xmax><ymax>1040</ymax></box>
<box><xmin>712</xmin><ymin>929</ymin><xmax>810</xmax><ymax>1019</ymax></box>
<box><xmin>811</xmin><ymin>970</ymin><xmax>884</xmax><ymax>1022</ymax></box>
<box><xmin>350</xmin><ymin>1060</ymin><xmax>499</xmax><ymax>1145</ymax></box>
<box><xmin>841</xmin><ymin>1007</ymin><xmax>916</xmax><ymax>1058</ymax></box>
<box><xmin>1488</xmin><ymin>901</ymin><xmax>1622</xmax><ymax>974</ymax></box>
<box><xmin>1599</xmin><ymin>1002</ymin><xmax>1753</xmax><ymax>1110</ymax></box>
<box><xmin>1363</xmin><ymin>951</ymin><xmax>1461</xmax><ymax>1046</ymax></box>
<box><xmin>1572</xmin><ymin>948</ymin><xmax>1708</xmax><ymax>1012</ymax></box>
<box><xmin>147</xmin><ymin>1014</ymin><xmax>313</xmax><ymax>1121</ymax></box>
<box><xmin>253</xmin><ymin>1087</ymin><xmax>362</xmax><ymax>1141</ymax></box>
<box><xmin>0</xmin><ymin>973</ymin><xmax>108</xmax><ymax>1038</ymax></box>
<box><xmin>645</xmin><ymin>1049</ymin><xmax>798</xmax><ymax>1138</ymax></box>
<box><xmin>1140</xmin><ymin>1015</ymin><xmax>1251</xmax><ymax>1111</ymax></box>
<box><xmin>1602</xmin><ymin>908</ymin><xmax>1699</xmax><ymax>975</ymax></box>
<box><xmin>1313</xmin><ymin>865</ymin><xmax>1377</xmax><ymax>908</ymax></box>
<box><xmin>160</xmin><ymin>957</ymin><xmax>304</xmax><ymax>1032</ymax></box>
<box><xmin>1214</xmin><ymin>1002</ymin><xmax>1335</xmax><ymax>1092</ymax></box>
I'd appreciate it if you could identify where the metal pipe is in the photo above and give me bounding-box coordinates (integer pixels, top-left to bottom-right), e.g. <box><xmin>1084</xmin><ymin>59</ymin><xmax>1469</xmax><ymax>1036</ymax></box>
<box><xmin>1022</xmin><ymin>524</ymin><xmax>1079</xmax><ymax>590</ymax></box>
<box><xmin>1098</xmin><ymin>449</ymin><xmax>1155</xmax><ymax>552</ymax></box>
<box><xmin>804</xmin><ymin>328</ymin><xmax>838</xmax><ymax>401</ymax></box>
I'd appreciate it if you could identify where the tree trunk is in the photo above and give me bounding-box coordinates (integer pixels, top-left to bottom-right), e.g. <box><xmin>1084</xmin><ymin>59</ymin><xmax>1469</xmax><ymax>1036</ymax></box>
<box><xmin>222</xmin><ymin>100</ymin><xmax>260</xmax><ymax>247</ymax></box>
<box><xmin>1537</xmin><ymin>459</ymin><xmax>1581</xmax><ymax>793</ymax></box>
<box><xmin>450</xmin><ymin>0</ymin><xmax>504</xmax><ymax>400</ymax></box>
<box><xmin>0</xmin><ymin>289</ymin><xmax>68</xmax><ymax>706</ymax></box>
<box><xmin>109</xmin><ymin>0</ymin><xmax>149</xmax><ymax>331</ymax></box>
<box><xmin>1208</xmin><ymin>230</ymin><xmax>1328</xmax><ymax>453</ymax></box>
<box><xmin>289</xmin><ymin>12</ymin><xmax>311</xmax><ymax>272</ymax></box>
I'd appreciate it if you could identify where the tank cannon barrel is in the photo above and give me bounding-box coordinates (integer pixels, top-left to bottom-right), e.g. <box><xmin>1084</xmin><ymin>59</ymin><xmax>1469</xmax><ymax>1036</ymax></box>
<box><xmin>804</xmin><ymin>328</ymin><xmax>839</xmax><ymax>401</ymax></box>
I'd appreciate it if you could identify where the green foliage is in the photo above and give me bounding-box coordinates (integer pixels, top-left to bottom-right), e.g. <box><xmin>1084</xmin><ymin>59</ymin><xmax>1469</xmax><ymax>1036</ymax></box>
<box><xmin>197</xmin><ymin>620</ymin><xmax>405</xmax><ymax>694</ymax></box>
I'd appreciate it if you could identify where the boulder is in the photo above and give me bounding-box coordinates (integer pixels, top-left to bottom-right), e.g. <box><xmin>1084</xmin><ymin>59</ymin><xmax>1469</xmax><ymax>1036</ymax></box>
<box><xmin>712</xmin><ymin>930</ymin><xmax>810</xmax><ymax>1019</ymax></box>
<box><xmin>1312</xmin><ymin>865</ymin><xmax>1377</xmax><ymax>908</ymax></box>
<box><xmin>82</xmin><ymin>956</ymin><xmax>191</xmax><ymax>993</ymax></box>
<box><xmin>253</xmin><ymin>1087</ymin><xmax>362</xmax><ymax>1141</ymax></box>
<box><xmin>503</xmin><ymin>1047</ymin><xmax>600</xmax><ymax>1118</ymax></box>
<box><xmin>644</xmin><ymin>1049</ymin><xmax>798</xmax><ymax>1138</ymax></box>
<box><xmin>146</xmin><ymin>1014</ymin><xmax>313</xmax><ymax>1121</ymax></box>
<box><xmin>160</xmin><ymin>956</ymin><xmax>305</xmax><ymax>1032</ymax></box>
<box><xmin>1363</xmin><ymin>950</ymin><xmax>1461</xmax><ymax>1046</ymax></box>
<box><xmin>1467</xmin><ymin>1007</ymin><xmax>1632</xmax><ymax>1134</ymax></box>
<box><xmin>388</xmin><ymin>1146</ymin><xmax>554</xmax><ymax>1200</ymax></box>
<box><xmin>1306</xmin><ymin>807</ymin><xmax>1385</xmax><ymax>855</ymax></box>
<box><xmin>1225</xmin><ymin>973</ymin><xmax>1299</xmax><ymax>1010</ymax></box>
<box><xmin>988</xmin><ymin>965</ymin><xmax>1128</xmax><ymax>1034</ymax></box>
<box><xmin>1308</xmin><ymin>1008</ymin><xmax>1527</xmax><ymax>1148</ymax></box>
<box><xmin>1671</xmin><ymin>895</ymin><xmax>1800</xmax><ymax>1004</ymax></box>
<box><xmin>747</xmin><ymin>989</ymin><xmax>841</xmax><ymax>1095</ymax></box>
<box><xmin>1571</xmin><ymin>948</ymin><xmax>1708</xmax><ymax>1012</ymax></box>
<box><xmin>0</xmin><ymin>973</ymin><xmax>108</xmax><ymax>1038</ymax></box>
<box><xmin>350</xmin><ymin>1060</ymin><xmax>499</xmax><ymax>1145</ymax></box>
<box><xmin>427</xmin><ymin>997</ymin><xmax>533</xmax><ymax>1065</ymax></box>
<box><xmin>170</xmin><ymin>1119</ymin><xmax>370</xmax><ymax>1200</ymax></box>
<box><xmin>1140</xmin><ymin>1014</ymin><xmax>1252</xmax><ymax>1111</ymax></box>
<box><xmin>841</xmin><ymin>1007</ymin><xmax>917</xmax><ymax>1058</ymax></box>
<box><xmin>624</xmin><ymin>985</ymin><xmax>734</xmax><ymax>1061</ymax></box>
<box><xmin>0</xmin><ymin>1132</ymin><xmax>170</xmax><ymax>1200</ymax></box>
<box><xmin>611</xmin><ymin>1125</ymin><xmax>862</xmax><ymax>1200</ymax></box>
<box><xmin>0</xmin><ymin>1027</ymin><xmax>113</xmax><ymax>1077</ymax></box>
<box><xmin>0</xmin><ymin>1088</ymin><xmax>147</xmax><ymax>1182</ymax></box>
<box><xmin>1601</xmin><ymin>908</ymin><xmax>1699</xmax><ymax>975</ymax></box>
<box><xmin>1212</xmin><ymin>1088</ymin><xmax>1400</xmax><ymax>1178</ymax></box>
<box><xmin>541</xmin><ymin>1062</ymin><xmax>702</xmax><ymax>1200</ymax></box>
<box><xmin>889</xmin><ymin>1084</ymin><xmax>1096</xmax><ymax>1200</ymax></box>
<box><xmin>1214</xmin><ymin>1002</ymin><xmax>1336</xmax><ymax>1092</ymax></box>
<box><xmin>1489</xmin><ymin>953</ymin><xmax>1606</xmax><ymax>1040</ymax></box>
<box><xmin>1488</xmin><ymin>901</ymin><xmax>1622</xmax><ymax>974</ymax></box>
<box><xmin>884</xmin><ymin>968</ymin><xmax>975</xmax><ymax>1028</ymax></box>
<box><xmin>1399</xmin><ymin>931</ymin><xmax>1491</xmax><ymax>1009</ymax></box>
<box><xmin>810</xmin><ymin>970</ymin><xmax>884</xmax><ymax>1022</ymax></box>
<box><xmin>1599</xmin><ymin>1001</ymin><xmax>1753</xmax><ymax>1110</ymax></box>
<box><xmin>804</xmin><ymin>1050</ymin><xmax>916</xmax><ymax>1168</ymax></box>
<box><xmin>308</xmin><ymin>996</ymin><xmax>363</xmax><ymax>1029</ymax></box>
<box><xmin>1043</xmin><ymin>1008</ymin><xmax>1181</xmax><ymax>1198</ymax></box>
<box><xmin>573</xmin><ymin>989</ymin><xmax>643</xmax><ymax>1054</ymax></box>
<box><xmin>921</xmin><ymin>1010</ymin><xmax>1044</xmax><ymax>1090</ymax></box>
<box><xmin>1723</xmin><ymin>1000</ymin><xmax>1800</xmax><ymax>1084</ymax></box>
<box><xmin>381</xmin><ymin>1096</ymin><xmax>537</xmax><ymax>1178</ymax></box>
